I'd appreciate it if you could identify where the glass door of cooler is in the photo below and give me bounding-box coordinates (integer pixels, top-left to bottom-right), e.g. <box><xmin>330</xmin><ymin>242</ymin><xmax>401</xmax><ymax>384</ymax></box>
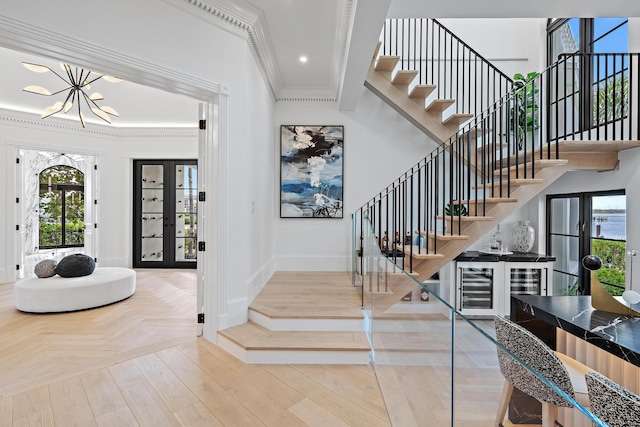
<box><xmin>456</xmin><ymin>263</ymin><xmax>502</xmax><ymax>316</ymax></box>
<box><xmin>505</xmin><ymin>263</ymin><xmax>548</xmax><ymax>316</ymax></box>
<box><xmin>133</xmin><ymin>160</ymin><xmax>197</xmax><ymax>268</ymax></box>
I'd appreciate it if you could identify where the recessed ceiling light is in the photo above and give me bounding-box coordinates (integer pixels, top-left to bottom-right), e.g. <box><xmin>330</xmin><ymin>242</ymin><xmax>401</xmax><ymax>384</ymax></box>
<box><xmin>299</xmin><ymin>56</ymin><xmax>308</xmax><ymax>63</ymax></box>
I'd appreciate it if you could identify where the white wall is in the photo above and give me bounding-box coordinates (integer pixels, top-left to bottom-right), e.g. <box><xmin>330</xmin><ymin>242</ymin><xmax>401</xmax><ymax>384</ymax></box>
<box><xmin>437</xmin><ymin>18</ymin><xmax>547</xmax><ymax>79</ymax></box>
<box><xmin>274</xmin><ymin>89</ymin><xmax>439</xmax><ymax>271</ymax></box>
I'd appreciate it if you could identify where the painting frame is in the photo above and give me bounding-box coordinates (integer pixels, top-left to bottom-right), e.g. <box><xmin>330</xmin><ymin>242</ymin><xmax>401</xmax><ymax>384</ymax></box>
<box><xmin>280</xmin><ymin>125</ymin><xmax>344</xmax><ymax>218</ymax></box>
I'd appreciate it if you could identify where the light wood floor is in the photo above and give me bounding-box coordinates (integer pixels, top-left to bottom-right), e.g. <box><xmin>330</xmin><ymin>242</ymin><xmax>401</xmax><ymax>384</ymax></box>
<box><xmin>0</xmin><ymin>270</ymin><xmax>391</xmax><ymax>426</ymax></box>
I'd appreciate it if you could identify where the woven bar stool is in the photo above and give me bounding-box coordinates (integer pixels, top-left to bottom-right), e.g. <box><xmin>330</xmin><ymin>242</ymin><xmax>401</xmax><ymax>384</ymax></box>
<box><xmin>585</xmin><ymin>371</ymin><xmax>640</xmax><ymax>426</ymax></box>
<box><xmin>494</xmin><ymin>315</ymin><xmax>592</xmax><ymax>427</ymax></box>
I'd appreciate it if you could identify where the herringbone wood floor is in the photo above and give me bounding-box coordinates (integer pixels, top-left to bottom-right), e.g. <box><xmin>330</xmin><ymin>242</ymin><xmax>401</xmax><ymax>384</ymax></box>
<box><xmin>0</xmin><ymin>270</ymin><xmax>391</xmax><ymax>426</ymax></box>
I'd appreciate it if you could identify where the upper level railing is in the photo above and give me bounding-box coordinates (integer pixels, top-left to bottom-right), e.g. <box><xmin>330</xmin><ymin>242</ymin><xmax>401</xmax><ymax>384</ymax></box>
<box><xmin>354</xmin><ymin>52</ymin><xmax>639</xmax><ymax>281</ymax></box>
<box><xmin>380</xmin><ymin>18</ymin><xmax>514</xmax><ymax>120</ymax></box>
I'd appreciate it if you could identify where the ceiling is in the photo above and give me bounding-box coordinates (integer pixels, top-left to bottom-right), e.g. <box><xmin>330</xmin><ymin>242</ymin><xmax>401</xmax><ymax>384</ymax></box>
<box><xmin>0</xmin><ymin>45</ymin><xmax>200</xmax><ymax>128</ymax></box>
<box><xmin>2</xmin><ymin>0</ymin><xmax>640</xmax><ymax>129</ymax></box>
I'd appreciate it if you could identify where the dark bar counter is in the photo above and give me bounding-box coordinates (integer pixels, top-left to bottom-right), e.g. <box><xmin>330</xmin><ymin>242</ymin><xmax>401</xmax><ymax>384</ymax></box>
<box><xmin>511</xmin><ymin>294</ymin><xmax>640</xmax><ymax>367</ymax></box>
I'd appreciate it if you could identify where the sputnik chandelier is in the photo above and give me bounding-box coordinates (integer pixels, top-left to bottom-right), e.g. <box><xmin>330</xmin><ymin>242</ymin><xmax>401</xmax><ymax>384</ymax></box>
<box><xmin>22</xmin><ymin>62</ymin><xmax>122</xmax><ymax>127</ymax></box>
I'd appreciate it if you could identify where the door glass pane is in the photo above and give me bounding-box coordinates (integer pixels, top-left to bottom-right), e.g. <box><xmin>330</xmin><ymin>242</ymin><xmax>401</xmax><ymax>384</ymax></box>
<box><xmin>175</xmin><ymin>164</ymin><xmax>197</xmax><ymax>262</ymax></box>
<box><xmin>591</xmin><ymin>195</ymin><xmax>626</xmax><ymax>296</ymax></box>
<box><xmin>509</xmin><ymin>268</ymin><xmax>541</xmax><ymax>295</ymax></box>
<box><xmin>141</xmin><ymin>165</ymin><xmax>164</xmax><ymax>261</ymax></box>
<box><xmin>65</xmin><ymin>189</ymin><xmax>84</xmax><ymax>246</ymax></box>
<box><xmin>460</xmin><ymin>267</ymin><xmax>494</xmax><ymax>309</ymax></box>
<box><xmin>552</xmin><ymin>270</ymin><xmax>579</xmax><ymax>296</ymax></box>
<box><xmin>551</xmin><ymin>234</ymin><xmax>580</xmax><ymax>278</ymax></box>
<box><xmin>550</xmin><ymin>197</ymin><xmax>579</xmax><ymax>235</ymax></box>
<box><xmin>549</xmin><ymin>196</ymin><xmax>581</xmax><ymax>296</ymax></box>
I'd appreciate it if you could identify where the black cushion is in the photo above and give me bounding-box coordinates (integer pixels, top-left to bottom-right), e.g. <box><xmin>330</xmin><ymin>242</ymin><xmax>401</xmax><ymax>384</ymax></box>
<box><xmin>55</xmin><ymin>254</ymin><xmax>96</xmax><ymax>278</ymax></box>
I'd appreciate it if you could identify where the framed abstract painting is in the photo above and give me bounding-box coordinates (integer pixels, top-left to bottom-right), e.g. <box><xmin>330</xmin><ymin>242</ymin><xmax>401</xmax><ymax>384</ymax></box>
<box><xmin>280</xmin><ymin>125</ymin><xmax>344</xmax><ymax>218</ymax></box>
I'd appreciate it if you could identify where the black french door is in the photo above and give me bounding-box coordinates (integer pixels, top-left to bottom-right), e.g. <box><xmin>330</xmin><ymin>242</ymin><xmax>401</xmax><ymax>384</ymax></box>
<box><xmin>133</xmin><ymin>159</ymin><xmax>198</xmax><ymax>268</ymax></box>
<box><xmin>547</xmin><ymin>190</ymin><xmax>626</xmax><ymax>295</ymax></box>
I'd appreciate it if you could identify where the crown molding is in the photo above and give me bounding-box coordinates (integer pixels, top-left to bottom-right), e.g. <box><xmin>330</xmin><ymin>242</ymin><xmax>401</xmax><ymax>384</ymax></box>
<box><xmin>0</xmin><ymin>108</ymin><xmax>198</xmax><ymax>139</ymax></box>
<box><xmin>163</xmin><ymin>0</ymin><xmax>355</xmax><ymax>103</ymax></box>
<box><xmin>162</xmin><ymin>0</ymin><xmax>283</xmax><ymax>99</ymax></box>
<box><xmin>334</xmin><ymin>0</ymin><xmax>356</xmax><ymax>102</ymax></box>
<box><xmin>0</xmin><ymin>15</ymin><xmax>223</xmax><ymax>101</ymax></box>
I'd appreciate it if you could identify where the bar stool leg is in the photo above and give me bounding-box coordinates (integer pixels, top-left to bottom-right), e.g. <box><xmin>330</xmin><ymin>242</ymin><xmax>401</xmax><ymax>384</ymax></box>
<box><xmin>495</xmin><ymin>380</ymin><xmax>514</xmax><ymax>427</ymax></box>
<box><xmin>541</xmin><ymin>402</ymin><xmax>557</xmax><ymax>427</ymax></box>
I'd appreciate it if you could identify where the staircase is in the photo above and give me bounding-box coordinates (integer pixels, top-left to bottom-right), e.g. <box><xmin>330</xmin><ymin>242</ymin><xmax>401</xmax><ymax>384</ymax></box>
<box><xmin>218</xmin><ymin>20</ymin><xmax>640</xmax><ymax>365</ymax></box>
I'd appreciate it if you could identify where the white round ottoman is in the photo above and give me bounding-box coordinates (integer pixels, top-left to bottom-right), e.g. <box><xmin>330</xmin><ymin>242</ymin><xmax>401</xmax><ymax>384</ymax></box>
<box><xmin>14</xmin><ymin>267</ymin><xmax>136</xmax><ymax>313</ymax></box>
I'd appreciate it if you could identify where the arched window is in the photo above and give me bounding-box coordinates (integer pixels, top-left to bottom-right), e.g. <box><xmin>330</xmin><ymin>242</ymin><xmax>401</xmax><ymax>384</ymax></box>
<box><xmin>39</xmin><ymin>166</ymin><xmax>85</xmax><ymax>249</ymax></box>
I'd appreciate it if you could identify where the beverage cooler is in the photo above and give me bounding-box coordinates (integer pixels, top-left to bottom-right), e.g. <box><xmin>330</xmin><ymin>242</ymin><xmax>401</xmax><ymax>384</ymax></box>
<box><xmin>453</xmin><ymin>254</ymin><xmax>554</xmax><ymax>318</ymax></box>
<box><xmin>456</xmin><ymin>263</ymin><xmax>501</xmax><ymax>317</ymax></box>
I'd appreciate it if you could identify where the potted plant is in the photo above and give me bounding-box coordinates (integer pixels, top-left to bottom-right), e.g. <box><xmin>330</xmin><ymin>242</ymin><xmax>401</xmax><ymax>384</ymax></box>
<box><xmin>442</xmin><ymin>203</ymin><xmax>468</xmax><ymax>234</ymax></box>
<box><xmin>444</xmin><ymin>202</ymin><xmax>468</xmax><ymax>217</ymax></box>
<box><xmin>509</xmin><ymin>71</ymin><xmax>540</xmax><ymax>150</ymax></box>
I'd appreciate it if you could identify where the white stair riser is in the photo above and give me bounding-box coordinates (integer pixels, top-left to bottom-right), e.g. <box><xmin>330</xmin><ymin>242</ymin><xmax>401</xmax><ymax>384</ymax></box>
<box><xmin>218</xmin><ymin>335</ymin><xmax>370</xmax><ymax>365</ymax></box>
<box><xmin>249</xmin><ymin>309</ymin><xmax>365</xmax><ymax>332</ymax></box>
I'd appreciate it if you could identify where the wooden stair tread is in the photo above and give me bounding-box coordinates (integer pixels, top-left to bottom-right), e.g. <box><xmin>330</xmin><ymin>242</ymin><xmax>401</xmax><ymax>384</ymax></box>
<box><xmin>375</xmin><ymin>55</ymin><xmax>400</xmax><ymax>72</ymax></box>
<box><xmin>436</xmin><ymin>215</ymin><xmax>494</xmax><ymax>222</ymax></box>
<box><xmin>493</xmin><ymin>159</ymin><xmax>569</xmax><ymax>176</ymax></box>
<box><xmin>415</xmin><ymin>231</ymin><xmax>469</xmax><ymax>240</ymax></box>
<box><xmin>426</xmin><ymin>99</ymin><xmax>455</xmax><ymax>112</ymax></box>
<box><xmin>460</xmin><ymin>127</ymin><xmax>492</xmax><ymax>140</ymax></box>
<box><xmin>558</xmin><ymin>140</ymin><xmax>640</xmax><ymax>152</ymax></box>
<box><xmin>409</xmin><ymin>84</ymin><xmax>436</xmax><ymax>100</ymax></box>
<box><xmin>219</xmin><ymin>322</ymin><xmax>370</xmax><ymax>351</ymax></box>
<box><xmin>452</xmin><ymin>198</ymin><xmax>518</xmax><ymax>204</ymax></box>
<box><xmin>401</xmin><ymin>245</ymin><xmax>444</xmax><ymax>259</ymax></box>
<box><xmin>472</xmin><ymin>178</ymin><xmax>543</xmax><ymax>189</ymax></box>
<box><xmin>443</xmin><ymin>113</ymin><xmax>474</xmax><ymax>127</ymax></box>
<box><xmin>392</xmin><ymin>70</ymin><xmax>418</xmax><ymax>86</ymax></box>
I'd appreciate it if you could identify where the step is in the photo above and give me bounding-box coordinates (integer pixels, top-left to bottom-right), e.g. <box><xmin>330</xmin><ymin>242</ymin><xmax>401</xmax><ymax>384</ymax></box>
<box><xmin>217</xmin><ymin>322</ymin><xmax>371</xmax><ymax>364</ymax></box>
<box><xmin>392</xmin><ymin>70</ymin><xmax>418</xmax><ymax>87</ymax></box>
<box><xmin>409</xmin><ymin>84</ymin><xmax>436</xmax><ymax>102</ymax></box>
<box><xmin>493</xmin><ymin>159</ymin><xmax>569</xmax><ymax>177</ymax></box>
<box><xmin>472</xmin><ymin>178</ymin><xmax>544</xmax><ymax>190</ymax></box>
<box><xmin>416</xmin><ymin>230</ymin><xmax>469</xmax><ymax>241</ymax></box>
<box><xmin>436</xmin><ymin>215</ymin><xmax>494</xmax><ymax>223</ymax></box>
<box><xmin>375</xmin><ymin>55</ymin><xmax>400</xmax><ymax>72</ymax></box>
<box><xmin>401</xmin><ymin>245</ymin><xmax>444</xmax><ymax>260</ymax></box>
<box><xmin>460</xmin><ymin>127</ymin><xmax>492</xmax><ymax>141</ymax></box>
<box><xmin>426</xmin><ymin>99</ymin><xmax>455</xmax><ymax>113</ymax></box>
<box><xmin>443</xmin><ymin>113</ymin><xmax>474</xmax><ymax>127</ymax></box>
<box><xmin>248</xmin><ymin>307</ymin><xmax>364</xmax><ymax>332</ymax></box>
<box><xmin>451</xmin><ymin>198</ymin><xmax>518</xmax><ymax>216</ymax></box>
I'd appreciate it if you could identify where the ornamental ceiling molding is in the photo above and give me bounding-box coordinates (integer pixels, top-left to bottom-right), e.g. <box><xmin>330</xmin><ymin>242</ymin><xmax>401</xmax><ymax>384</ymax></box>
<box><xmin>329</xmin><ymin>0</ymin><xmax>356</xmax><ymax>103</ymax></box>
<box><xmin>0</xmin><ymin>108</ymin><xmax>198</xmax><ymax>139</ymax></box>
<box><xmin>162</xmin><ymin>0</ymin><xmax>282</xmax><ymax>99</ymax></box>
<box><xmin>0</xmin><ymin>14</ymin><xmax>224</xmax><ymax>101</ymax></box>
<box><xmin>164</xmin><ymin>0</ymin><xmax>355</xmax><ymax>103</ymax></box>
